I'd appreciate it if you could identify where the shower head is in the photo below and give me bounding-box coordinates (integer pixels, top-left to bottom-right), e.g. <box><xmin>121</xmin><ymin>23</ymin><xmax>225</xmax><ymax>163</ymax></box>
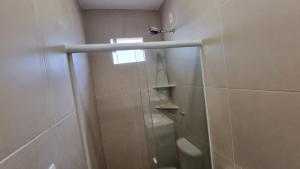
<box><xmin>148</xmin><ymin>27</ymin><xmax>175</xmax><ymax>35</ymax></box>
<box><xmin>148</xmin><ymin>27</ymin><xmax>162</xmax><ymax>35</ymax></box>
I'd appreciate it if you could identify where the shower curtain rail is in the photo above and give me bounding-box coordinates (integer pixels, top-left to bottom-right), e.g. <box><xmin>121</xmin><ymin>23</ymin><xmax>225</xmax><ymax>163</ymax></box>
<box><xmin>65</xmin><ymin>40</ymin><xmax>203</xmax><ymax>53</ymax></box>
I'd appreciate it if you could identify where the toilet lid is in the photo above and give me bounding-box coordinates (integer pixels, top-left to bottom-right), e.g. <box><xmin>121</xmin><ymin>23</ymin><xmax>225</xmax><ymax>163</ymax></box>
<box><xmin>177</xmin><ymin>138</ymin><xmax>202</xmax><ymax>157</ymax></box>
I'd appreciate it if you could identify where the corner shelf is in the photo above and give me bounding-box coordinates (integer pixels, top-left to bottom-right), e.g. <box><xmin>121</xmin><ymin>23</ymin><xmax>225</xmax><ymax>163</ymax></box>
<box><xmin>155</xmin><ymin>103</ymin><xmax>179</xmax><ymax>110</ymax></box>
<box><xmin>153</xmin><ymin>84</ymin><xmax>176</xmax><ymax>90</ymax></box>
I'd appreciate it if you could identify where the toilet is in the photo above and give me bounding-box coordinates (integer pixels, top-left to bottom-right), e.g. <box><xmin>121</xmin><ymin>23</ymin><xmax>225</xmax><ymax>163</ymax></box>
<box><xmin>177</xmin><ymin>138</ymin><xmax>203</xmax><ymax>169</ymax></box>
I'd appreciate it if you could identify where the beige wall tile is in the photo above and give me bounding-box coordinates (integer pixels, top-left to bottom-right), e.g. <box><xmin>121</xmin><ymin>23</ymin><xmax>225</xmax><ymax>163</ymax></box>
<box><xmin>206</xmin><ymin>87</ymin><xmax>234</xmax><ymax>161</ymax></box>
<box><xmin>172</xmin><ymin>86</ymin><xmax>209</xmax><ymax>146</ymax></box>
<box><xmin>0</xmin><ymin>0</ymin><xmax>99</xmax><ymax>169</ymax></box>
<box><xmin>37</xmin><ymin>0</ymin><xmax>102</xmax><ymax>168</ymax></box>
<box><xmin>85</xmin><ymin>10</ymin><xmax>164</xmax><ymax>96</ymax></box>
<box><xmin>56</xmin><ymin>113</ymin><xmax>87</xmax><ymax>169</ymax></box>
<box><xmin>83</xmin><ymin>10</ymin><xmax>163</xmax><ymax>44</ymax></box>
<box><xmin>97</xmin><ymin>90</ymin><xmax>149</xmax><ymax>169</ymax></box>
<box><xmin>89</xmin><ymin>52</ymin><xmax>122</xmax><ymax>96</ymax></box>
<box><xmin>166</xmin><ymin>48</ymin><xmax>203</xmax><ymax>87</ymax></box>
<box><xmin>73</xmin><ymin>54</ymin><xmax>107</xmax><ymax>169</ymax></box>
<box><xmin>212</xmin><ymin>152</ymin><xmax>234</xmax><ymax>169</ymax></box>
<box><xmin>200</xmin><ymin>9</ymin><xmax>227</xmax><ymax>88</ymax></box>
<box><xmin>0</xmin><ymin>125</ymin><xmax>59</xmax><ymax>169</ymax></box>
<box><xmin>161</xmin><ymin>0</ymin><xmax>217</xmax><ymax>35</ymax></box>
<box><xmin>34</xmin><ymin>0</ymin><xmax>76</xmax><ymax>122</ymax></box>
<box><xmin>161</xmin><ymin>1</ymin><xmax>226</xmax><ymax>88</ymax></box>
<box><xmin>89</xmin><ymin>52</ymin><xmax>147</xmax><ymax>97</ymax></box>
<box><xmin>0</xmin><ymin>114</ymin><xmax>88</xmax><ymax>169</ymax></box>
<box><xmin>38</xmin><ymin>1</ymin><xmax>106</xmax><ymax>168</ymax></box>
<box><xmin>230</xmin><ymin>89</ymin><xmax>300</xmax><ymax>169</ymax></box>
<box><xmin>64</xmin><ymin>0</ymin><xmax>86</xmax><ymax>43</ymax></box>
<box><xmin>185</xmin><ymin>87</ymin><xmax>209</xmax><ymax>146</ymax></box>
<box><xmin>142</xmin><ymin>49</ymin><xmax>168</xmax><ymax>89</ymax></box>
<box><xmin>0</xmin><ymin>0</ymin><xmax>52</xmax><ymax>160</ymax></box>
<box><xmin>222</xmin><ymin>0</ymin><xmax>300</xmax><ymax>91</ymax></box>
<box><xmin>217</xmin><ymin>0</ymin><xmax>231</xmax><ymax>8</ymax></box>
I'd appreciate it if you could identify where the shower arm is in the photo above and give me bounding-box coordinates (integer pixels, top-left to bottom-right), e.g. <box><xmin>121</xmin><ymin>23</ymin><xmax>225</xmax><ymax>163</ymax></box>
<box><xmin>160</xmin><ymin>28</ymin><xmax>176</xmax><ymax>33</ymax></box>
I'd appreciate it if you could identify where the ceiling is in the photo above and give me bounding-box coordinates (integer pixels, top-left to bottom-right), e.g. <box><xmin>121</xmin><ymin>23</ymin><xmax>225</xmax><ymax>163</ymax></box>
<box><xmin>78</xmin><ymin>0</ymin><xmax>165</xmax><ymax>10</ymax></box>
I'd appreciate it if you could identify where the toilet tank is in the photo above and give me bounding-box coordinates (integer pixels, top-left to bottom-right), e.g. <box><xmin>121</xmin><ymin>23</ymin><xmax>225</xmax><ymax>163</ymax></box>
<box><xmin>176</xmin><ymin>138</ymin><xmax>203</xmax><ymax>169</ymax></box>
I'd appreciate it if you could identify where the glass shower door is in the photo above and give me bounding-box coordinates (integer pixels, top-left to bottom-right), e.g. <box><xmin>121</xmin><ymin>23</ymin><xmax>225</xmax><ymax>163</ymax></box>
<box><xmin>141</xmin><ymin>47</ymin><xmax>211</xmax><ymax>169</ymax></box>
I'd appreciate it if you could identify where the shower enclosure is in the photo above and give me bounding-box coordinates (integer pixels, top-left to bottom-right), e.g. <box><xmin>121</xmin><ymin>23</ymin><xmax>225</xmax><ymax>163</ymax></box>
<box><xmin>65</xmin><ymin>41</ymin><xmax>211</xmax><ymax>169</ymax></box>
<box><xmin>142</xmin><ymin>47</ymin><xmax>211</xmax><ymax>169</ymax></box>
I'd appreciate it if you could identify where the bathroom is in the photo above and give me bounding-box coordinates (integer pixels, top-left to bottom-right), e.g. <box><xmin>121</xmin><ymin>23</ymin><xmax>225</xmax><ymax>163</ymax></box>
<box><xmin>0</xmin><ymin>0</ymin><xmax>299</xmax><ymax>169</ymax></box>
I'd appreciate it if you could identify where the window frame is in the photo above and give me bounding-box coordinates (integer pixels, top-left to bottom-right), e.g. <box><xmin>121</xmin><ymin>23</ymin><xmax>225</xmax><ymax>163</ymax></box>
<box><xmin>110</xmin><ymin>37</ymin><xmax>146</xmax><ymax>65</ymax></box>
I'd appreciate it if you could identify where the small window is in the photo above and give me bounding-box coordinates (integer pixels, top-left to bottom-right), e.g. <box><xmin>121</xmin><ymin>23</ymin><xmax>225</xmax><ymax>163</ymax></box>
<box><xmin>110</xmin><ymin>37</ymin><xmax>146</xmax><ymax>64</ymax></box>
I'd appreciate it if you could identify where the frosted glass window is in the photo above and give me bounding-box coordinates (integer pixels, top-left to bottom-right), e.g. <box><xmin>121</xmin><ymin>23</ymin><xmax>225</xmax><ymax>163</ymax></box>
<box><xmin>111</xmin><ymin>38</ymin><xmax>145</xmax><ymax>64</ymax></box>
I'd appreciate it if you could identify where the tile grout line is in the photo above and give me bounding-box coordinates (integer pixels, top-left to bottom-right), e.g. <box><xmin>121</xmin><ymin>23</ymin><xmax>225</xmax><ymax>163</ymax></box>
<box><xmin>0</xmin><ymin>112</ymin><xmax>75</xmax><ymax>165</ymax></box>
<box><xmin>206</xmin><ymin>86</ymin><xmax>300</xmax><ymax>94</ymax></box>
<box><xmin>95</xmin><ymin>85</ymin><xmax>206</xmax><ymax>98</ymax></box>
<box><xmin>216</xmin><ymin>0</ymin><xmax>237</xmax><ymax>166</ymax></box>
<box><xmin>229</xmin><ymin>88</ymin><xmax>300</xmax><ymax>93</ymax></box>
<box><xmin>199</xmin><ymin>31</ymin><xmax>216</xmax><ymax>168</ymax></box>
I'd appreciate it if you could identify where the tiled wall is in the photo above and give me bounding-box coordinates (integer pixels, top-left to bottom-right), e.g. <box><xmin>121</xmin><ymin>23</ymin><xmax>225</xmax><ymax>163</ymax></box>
<box><xmin>82</xmin><ymin>10</ymin><xmax>163</xmax><ymax>169</ymax></box>
<box><xmin>0</xmin><ymin>0</ymin><xmax>100</xmax><ymax>169</ymax></box>
<box><xmin>161</xmin><ymin>0</ymin><xmax>300</xmax><ymax>169</ymax></box>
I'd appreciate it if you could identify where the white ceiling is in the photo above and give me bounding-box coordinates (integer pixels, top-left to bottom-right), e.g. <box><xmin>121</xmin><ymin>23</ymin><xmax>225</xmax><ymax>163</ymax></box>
<box><xmin>78</xmin><ymin>0</ymin><xmax>164</xmax><ymax>10</ymax></box>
